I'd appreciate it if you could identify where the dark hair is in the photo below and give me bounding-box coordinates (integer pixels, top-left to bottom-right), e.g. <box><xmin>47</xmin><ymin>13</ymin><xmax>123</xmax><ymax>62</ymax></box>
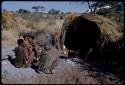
<box><xmin>17</xmin><ymin>39</ymin><xmax>24</xmax><ymax>45</ymax></box>
<box><xmin>23</xmin><ymin>34</ymin><xmax>34</xmax><ymax>40</ymax></box>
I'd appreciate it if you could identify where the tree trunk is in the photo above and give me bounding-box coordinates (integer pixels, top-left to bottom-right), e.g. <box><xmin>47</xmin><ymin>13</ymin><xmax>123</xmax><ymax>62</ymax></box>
<box><xmin>93</xmin><ymin>0</ymin><xmax>99</xmax><ymax>13</ymax></box>
<box><xmin>87</xmin><ymin>1</ymin><xmax>92</xmax><ymax>13</ymax></box>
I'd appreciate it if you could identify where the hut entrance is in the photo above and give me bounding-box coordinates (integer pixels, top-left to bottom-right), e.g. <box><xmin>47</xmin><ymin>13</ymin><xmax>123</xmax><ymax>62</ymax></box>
<box><xmin>61</xmin><ymin>15</ymin><xmax>101</xmax><ymax>58</ymax></box>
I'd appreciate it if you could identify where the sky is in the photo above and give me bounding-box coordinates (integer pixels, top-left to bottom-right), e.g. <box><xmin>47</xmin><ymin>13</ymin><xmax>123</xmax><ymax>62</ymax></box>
<box><xmin>2</xmin><ymin>1</ymin><xmax>94</xmax><ymax>13</ymax></box>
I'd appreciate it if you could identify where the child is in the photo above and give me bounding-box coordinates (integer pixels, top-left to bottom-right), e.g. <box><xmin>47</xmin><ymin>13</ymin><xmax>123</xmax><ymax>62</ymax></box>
<box><xmin>14</xmin><ymin>39</ymin><xmax>29</xmax><ymax>68</ymax></box>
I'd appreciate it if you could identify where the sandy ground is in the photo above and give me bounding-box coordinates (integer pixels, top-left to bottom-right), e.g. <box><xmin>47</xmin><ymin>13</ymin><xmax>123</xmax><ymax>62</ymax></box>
<box><xmin>1</xmin><ymin>45</ymin><xmax>124</xmax><ymax>84</ymax></box>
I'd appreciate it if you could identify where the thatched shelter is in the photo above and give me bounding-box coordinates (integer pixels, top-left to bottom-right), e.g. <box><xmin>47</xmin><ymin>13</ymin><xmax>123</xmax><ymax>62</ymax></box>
<box><xmin>64</xmin><ymin>13</ymin><xmax>123</xmax><ymax>43</ymax></box>
<box><xmin>60</xmin><ymin>13</ymin><xmax>123</xmax><ymax>58</ymax></box>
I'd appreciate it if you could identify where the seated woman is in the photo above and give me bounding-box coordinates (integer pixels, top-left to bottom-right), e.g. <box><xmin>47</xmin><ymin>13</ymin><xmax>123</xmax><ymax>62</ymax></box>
<box><xmin>23</xmin><ymin>34</ymin><xmax>39</xmax><ymax>60</ymax></box>
<box><xmin>34</xmin><ymin>43</ymin><xmax>60</xmax><ymax>74</ymax></box>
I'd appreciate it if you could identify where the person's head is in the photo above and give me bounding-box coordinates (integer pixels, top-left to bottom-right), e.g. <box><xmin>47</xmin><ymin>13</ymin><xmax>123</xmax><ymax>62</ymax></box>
<box><xmin>17</xmin><ymin>39</ymin><xmax>24</xmax><ymax>46</ymax></box>
<box><xmin>44</xmin><ymin>43</ymin><xmax>52</xmax><ymax>51</ymax></box>
<box><xmin>28</xmin><ymin>36</ymin><xmax>34</xmax><ymax>43</ymax></box>
<box><xmin>23</xmin><ymin>34</ymin><xmax>34</xmax><ymax>42</ymax></box>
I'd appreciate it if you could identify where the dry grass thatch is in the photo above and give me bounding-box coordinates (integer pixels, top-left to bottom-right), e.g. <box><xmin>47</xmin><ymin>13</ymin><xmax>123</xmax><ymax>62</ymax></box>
<box><xmin>64</xmin><ymin>13</ymin><xmax>123</xmax><ymax>43</ymax></box>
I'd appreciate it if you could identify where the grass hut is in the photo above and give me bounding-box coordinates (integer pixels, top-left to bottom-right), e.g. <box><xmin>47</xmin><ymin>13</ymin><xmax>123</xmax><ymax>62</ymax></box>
<box><xmin>60</xmin><ymin>13</ymin><xmax>123</xmax><ymax>58</ymax></box>
<box><xmin>63</xmin><ymin>13</ymin><xmax>123</xmax><ymax>43</ymax></box>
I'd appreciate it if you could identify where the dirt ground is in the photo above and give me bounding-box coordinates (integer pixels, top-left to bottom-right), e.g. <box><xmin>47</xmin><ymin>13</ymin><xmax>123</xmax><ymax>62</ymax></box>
<box><xmin>1</xmin><ymin>45</ymin><xmax>124</xmax><ymax>84</ymax></box>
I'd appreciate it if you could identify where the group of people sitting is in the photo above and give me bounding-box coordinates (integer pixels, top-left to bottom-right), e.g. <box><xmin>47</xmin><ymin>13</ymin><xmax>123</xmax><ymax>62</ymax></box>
<box><xmin>13</xmin><ymin>34</ymin><xmax>37</xmax><ymax>68</ymax></box>
<box><xmin>13</xmin><ymin>34</ymin><xmax>57</xmax><ymax>74</ymax></box>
